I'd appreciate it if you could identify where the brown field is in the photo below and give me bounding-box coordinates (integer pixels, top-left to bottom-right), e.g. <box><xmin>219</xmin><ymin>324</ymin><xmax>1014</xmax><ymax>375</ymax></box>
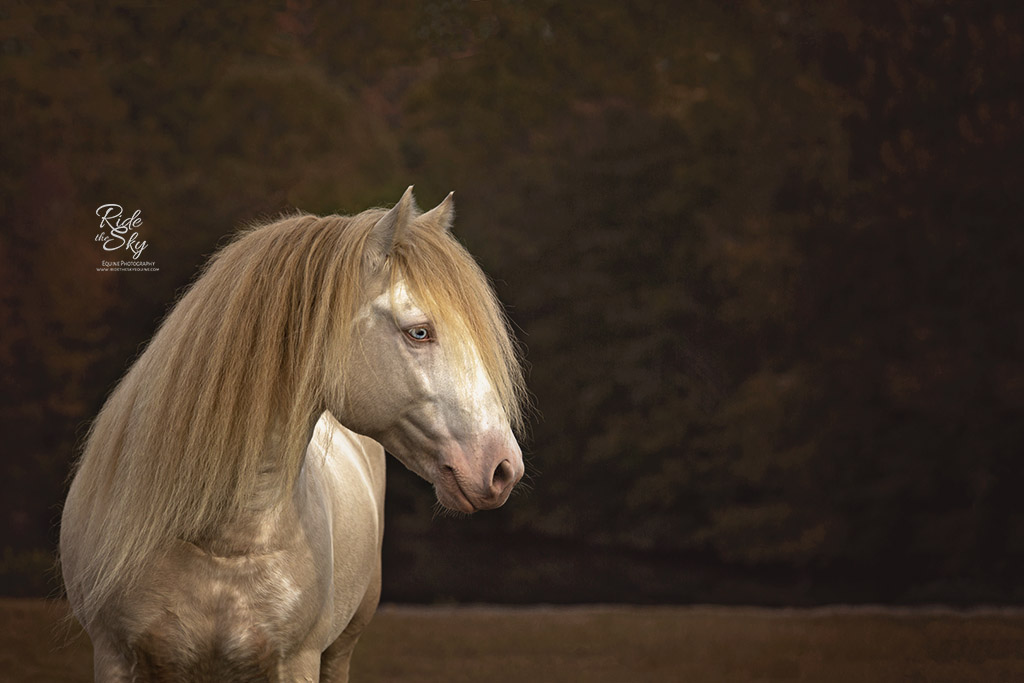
<box><xmin>2</xmin><ymin>599</ymin><xmax>1023</xmax><ymax>682</ymax></box>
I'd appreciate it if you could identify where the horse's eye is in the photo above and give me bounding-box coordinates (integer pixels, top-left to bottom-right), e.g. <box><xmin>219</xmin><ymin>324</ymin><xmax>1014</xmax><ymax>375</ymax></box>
<box><xmin>406</xmin><ymin>326</ymin><xmax>432</xmax><ymax>342</ymax></box>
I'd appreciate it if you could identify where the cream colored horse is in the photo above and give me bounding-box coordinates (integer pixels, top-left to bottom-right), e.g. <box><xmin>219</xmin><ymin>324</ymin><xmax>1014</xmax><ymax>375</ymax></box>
<box><xmin>60</xmin><ymin>188</ymin><xmax>526</xmax><ymax>681</ymax></box>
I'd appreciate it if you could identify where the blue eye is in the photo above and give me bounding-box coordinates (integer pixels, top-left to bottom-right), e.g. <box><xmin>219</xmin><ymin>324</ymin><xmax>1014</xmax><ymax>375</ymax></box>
<box><xmin>406</xmin><ymin>326</ymin><xmax>432</xmax><ymax>342</ymax></box>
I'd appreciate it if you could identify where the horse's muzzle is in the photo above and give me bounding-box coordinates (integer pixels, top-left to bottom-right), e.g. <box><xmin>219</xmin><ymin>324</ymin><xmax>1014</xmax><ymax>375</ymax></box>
<box><xmin>436</xmin><ymin>434</ymin><xmax>523</xmax><ymax>512</ymax></box>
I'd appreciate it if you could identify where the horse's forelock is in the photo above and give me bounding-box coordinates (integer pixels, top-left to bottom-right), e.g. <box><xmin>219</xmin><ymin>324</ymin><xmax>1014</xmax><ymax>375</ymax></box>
<box><xmin>385</xmin><ymin>219</ymin><xmax>527</xmax><ymax>436</ymax></box>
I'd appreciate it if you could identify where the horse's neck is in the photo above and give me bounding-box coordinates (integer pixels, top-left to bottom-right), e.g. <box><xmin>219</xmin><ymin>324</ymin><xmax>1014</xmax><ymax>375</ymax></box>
<box><xmin>191</xmin><ymin>414</ymin><xmax>322</xmax><ymax>557</ymax></box>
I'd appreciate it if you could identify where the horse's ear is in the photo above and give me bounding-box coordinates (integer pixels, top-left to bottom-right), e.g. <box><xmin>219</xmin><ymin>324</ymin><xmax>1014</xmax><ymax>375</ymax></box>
<box><xmin>368</xmin><ymin>186</ymin><xmax>417</xmax><ymax>258</ymax></box>
<box><xmin>415</xmin><ymin>191</ymin><xmax>455</xmax><ymax>233</ymax></box>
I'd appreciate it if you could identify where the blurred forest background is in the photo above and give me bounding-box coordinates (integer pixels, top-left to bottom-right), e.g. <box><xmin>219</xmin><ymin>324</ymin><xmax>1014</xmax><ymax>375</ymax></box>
<box><xmin>2</xmin><ymin>0</ymin><xmax>1022</xmax><ymax>605</ymax></box>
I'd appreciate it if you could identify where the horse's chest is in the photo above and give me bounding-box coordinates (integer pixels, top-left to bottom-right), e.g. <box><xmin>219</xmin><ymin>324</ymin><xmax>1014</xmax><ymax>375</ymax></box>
<box><xmin>190</xmin><ymin>546</ymin><xmax>324</xmax><ymax>629</ymax></box>
<box><xmin>112</xmin><ymin>544</ymin><xmax>328</xmax><ymax>676</ymax></box>
<box><xmin>102</xmin><ymin>422</ymin><xmax>387</xmax><ymax>672</ymax></box>
<box><xmin>120</xmin><ymin>446</ymin><xmax>384</xmax><ymax>663</ymax></box>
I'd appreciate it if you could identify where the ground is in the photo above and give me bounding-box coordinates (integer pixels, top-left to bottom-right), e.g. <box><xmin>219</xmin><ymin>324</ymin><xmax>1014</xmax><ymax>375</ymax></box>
<box><xmin>2</xmin><ymin>599</ymin><xmax>1023</xmax><ymax>682</ymax></box>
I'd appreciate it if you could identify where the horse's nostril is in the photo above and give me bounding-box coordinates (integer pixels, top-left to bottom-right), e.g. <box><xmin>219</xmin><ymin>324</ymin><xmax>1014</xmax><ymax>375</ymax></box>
<box><xmin>492</xmin><ymin>459</ymin><xmax>514</xmax><ymax>489</ymax></box>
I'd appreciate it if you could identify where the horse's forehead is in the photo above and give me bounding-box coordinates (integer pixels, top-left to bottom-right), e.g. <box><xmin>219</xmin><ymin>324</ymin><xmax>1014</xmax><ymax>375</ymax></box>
<box><xmin>359</xmin><ymin>278</ymin><xmax>425</xmax><ymax>321</ymax></box>
<box><xmin>383</xmin><ymin>280</ymin><xmax>423</xmax><ymax>318</ymax></box>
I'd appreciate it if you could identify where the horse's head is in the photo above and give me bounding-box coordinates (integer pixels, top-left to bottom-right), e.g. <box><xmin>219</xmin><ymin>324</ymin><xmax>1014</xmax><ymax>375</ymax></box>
<box><xmin>337</xmin><ymin>188</ymin><xmax>525</xmax><ymax>513</ymax></box>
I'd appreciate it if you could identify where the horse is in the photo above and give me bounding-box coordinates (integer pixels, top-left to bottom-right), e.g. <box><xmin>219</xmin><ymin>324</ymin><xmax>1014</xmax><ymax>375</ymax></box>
<box><xmin>59</xmin><ymin>188</ymin><xmax>527</xmax><ymax>681</ymax></box>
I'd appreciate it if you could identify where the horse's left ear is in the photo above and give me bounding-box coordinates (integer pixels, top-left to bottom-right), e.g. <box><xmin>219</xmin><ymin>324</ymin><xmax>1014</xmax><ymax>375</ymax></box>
<box><xmin>367</xmin><ymin>186</ymin><xmax>417</xmax><ymax>260</ymax></box>
<box><xmin>415</xmin><ymin>191</ymin><xmax>455</xmax><ymax>233</ymax></box>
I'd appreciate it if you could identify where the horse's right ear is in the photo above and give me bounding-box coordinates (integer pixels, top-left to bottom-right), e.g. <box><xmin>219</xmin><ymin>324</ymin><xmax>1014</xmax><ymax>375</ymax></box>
<box><xmin>367</xmin><ymin>186</ymin><xmax>417</xmax><ymax>260</ymax></box>
<box><xmin>415</xmin><ymin>191</ymin><xmax>455</xmax><ymax>233</ymax></box>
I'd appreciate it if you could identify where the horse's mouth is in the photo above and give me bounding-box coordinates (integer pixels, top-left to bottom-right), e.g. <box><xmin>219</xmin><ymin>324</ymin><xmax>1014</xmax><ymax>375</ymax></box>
<box><xmin>435</xmin><ymin>467</ymin><xmax>477</xmax><ymax>514</ymax></box>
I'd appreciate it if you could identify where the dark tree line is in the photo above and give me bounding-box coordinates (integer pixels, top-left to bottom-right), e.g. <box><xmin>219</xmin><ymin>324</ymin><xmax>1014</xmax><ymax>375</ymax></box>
<box><xmin>2</xmin><ymin>0</ymin><xmax>1021</xmax><ymax>603</ymax></box>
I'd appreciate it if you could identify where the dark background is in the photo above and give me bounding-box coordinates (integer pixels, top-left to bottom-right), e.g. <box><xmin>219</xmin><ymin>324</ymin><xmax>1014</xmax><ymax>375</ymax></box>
<box><xmin>2</xmin><ymin>0</ymin><xmax>1022</xmax><ymax>605</ymax></box>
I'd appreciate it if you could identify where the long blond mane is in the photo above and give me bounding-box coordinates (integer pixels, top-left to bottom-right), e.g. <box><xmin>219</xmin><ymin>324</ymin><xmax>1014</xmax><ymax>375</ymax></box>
<box><xmin>65</xmin><ymin>202</ymin><xmax>526</xmax><ymax>625</ymax></box>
